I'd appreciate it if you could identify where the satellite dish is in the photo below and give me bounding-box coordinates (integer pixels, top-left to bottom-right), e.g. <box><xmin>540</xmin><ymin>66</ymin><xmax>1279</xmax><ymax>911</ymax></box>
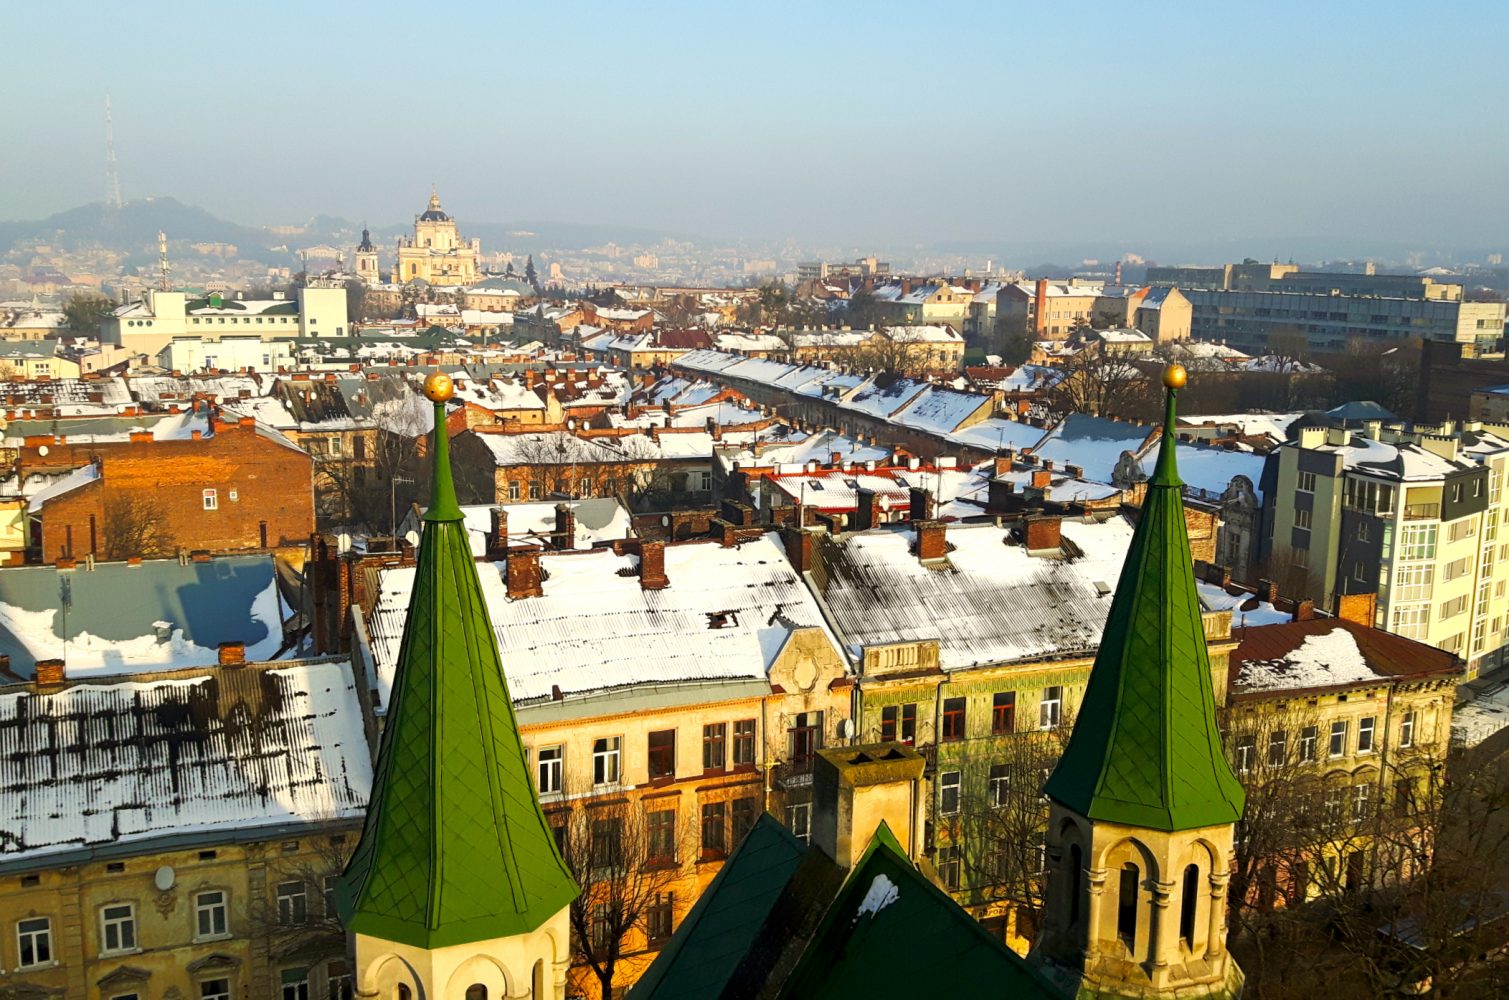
<box><xmin>154</xmin><ymin>866</ymin><xmax>176</xmax><ymax>892</ymax></box>
<box><xmin>337</xmin><ymin>532</ymin><xmax>351</xmax><ymax>554</ymax></box>
<box><xmin>404</xmin><ymin>530</ymin><xmax>420</xmax><ymax>547</ymax></box>
<box><xmin>660</xmin><ymin>515</ymin><xmax>670</xmax><ymax>527</ymax></box>
<box><xmin>37</xmin><ymin>445</ymin><xmax>48</xmax><ymax>457</ymax></box>
<box><xmin>839</xmin><ymin>718</ymin><xmax>855</xmax><ymax>740</ymax></box>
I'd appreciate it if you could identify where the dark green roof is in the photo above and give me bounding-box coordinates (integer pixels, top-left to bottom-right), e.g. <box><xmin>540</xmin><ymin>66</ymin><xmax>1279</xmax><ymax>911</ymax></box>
<box><xmin>1043</xmin><ymin>380</ymin><xmax>1246</xmax><ymax>831</ymax></box>
<box><xmin>335</xmin><ymin>396</ymin><xmax>578</xmax><ymax>948</ymax></box>
<box><xmin>629</xmin><ymin>817</ymin><xmax>1056</xmax><ymax>1000</ymax></box>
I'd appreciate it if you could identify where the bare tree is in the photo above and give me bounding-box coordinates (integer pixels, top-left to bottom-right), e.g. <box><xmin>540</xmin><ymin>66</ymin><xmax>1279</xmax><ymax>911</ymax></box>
<box><xmin>1042</xmin><ymin>349</ymin><xmax>1160</xmax><ymax>420</ymax></box>
<box><xmin>558</xmin><ymin>796</ymin><xmax>697</xmax><ymax>999</ymax></box>
<box><xmin>245</xmin><ymin>834</ymin><xmax>356</xmax><ymax>998</ymax></box>
<box><xmin>102</xmin><ymin>493</ymin><xmax>171</xmax><ymax>559</ymax></box>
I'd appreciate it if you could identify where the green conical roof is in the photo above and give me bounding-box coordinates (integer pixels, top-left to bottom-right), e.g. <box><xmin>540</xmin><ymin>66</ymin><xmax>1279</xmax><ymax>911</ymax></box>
<box><xmin>335</xmin><ymin>386</ymin><xmax>578</xmax><ymax>949</ymax></box>
<box><xmin>1043</xmin><ymin>372</ymin><xmax>1246</xmax><ymax>832</ymax></box>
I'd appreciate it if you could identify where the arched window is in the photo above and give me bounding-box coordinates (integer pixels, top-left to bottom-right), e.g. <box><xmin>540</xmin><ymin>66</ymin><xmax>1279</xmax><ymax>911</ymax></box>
<box><xmin>533</xmin><ymin>959</ymin><xmax>547</xmax><ymax>999</ymax></box>
<box><xmin>1180</xmin><ymin>863</ymin><xmax>1200</xmax><ymax>949</ymax></box>
<box><xmin>465</xmin><ymin>988</ymin><xmax>487</xmax><ymax>1000</ymax></box>
<box><xmin>397</xmin><ymin>987</ymin><xmax>412</xmax><ymax>1000</ymax></box>
<box><xmin>1068</xmin><ymin>843</ymin><xmax>1083</xmax><ymax>928</ymax></box>
<box><xmin>1117</xmin><ymin>862</ymin><xmax>1139</xmax><ymax>952</ymax></box>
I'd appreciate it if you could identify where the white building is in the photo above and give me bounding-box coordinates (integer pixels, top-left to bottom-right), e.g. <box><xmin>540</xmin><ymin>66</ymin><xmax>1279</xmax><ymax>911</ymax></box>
<box><xmin>156</xmin><ymin>334</ymin><xmax>297</xmax><ymax>373</ymax></box>
<box><xmin>103</xmin><ymin>285</ymin><xmax>349</xmax><ymax>358</ymax></box>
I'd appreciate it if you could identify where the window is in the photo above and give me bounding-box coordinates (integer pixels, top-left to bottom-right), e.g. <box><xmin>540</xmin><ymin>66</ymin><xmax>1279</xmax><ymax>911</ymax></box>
<box><xmin>1395</xmin><ymin>564</ymin><xmax>1434</xmax><ymax>601</ymax></box>
<box><xmin>508</xmin><ymin>481</ymin><xmax>521</xmax><ymax>501</ymax></box>
<box><xmin>1234</xmin><ymin>734</ymin><xmax>1256</xmax><ymax>774</ymax></box>
<box><xmin>989</xmin><ymin>763</ymin><xmax>1011</xmax><ymax>808</ymax></box>
<box><xmin>537</xmin><ymin>745</ymin><xmax>563</xmax><ymax>795</ymax></box>
<box><xmin>323</xmin><ymin>875</ymin><xmax>338</xmax><ymax>919</ymax></box>
<box><xmin>940</xmin><ymin>770</ymin><xmax>961</xmax><ymax>815</ymax></box>
<box><xmin>647</xmin><ymin>809</ymin><xmax>676</xmax><ymax>866</ymax></box>
<box><xmin>281</xmin><ymin>971</ymin><xmax>309</xmax><ymax>1000</ymax></box>
<box><xmin>579</xmin><ymin>477</ymin><xmax>591</xmax><ymax>496</ymax></box>
<box><xmin>201</xmin><ymin>981</ymin><xmax>231</xmax><ymax>1000</ymax></box>
<box><xmin>593</xmin><ymin>737</ymin><xmax>621</xmax><ymax>786</ymax></box>
<box><xmin>1295</xmin><ymin>508</ymin><xmax>1312</xmax><ymax>530</ymax></box>
<box><xmin>1358</xmin><ymin>520</ymin><xmax>1370</xmax><ymax>542</ymax></box>
<box><xmin>1400</xmin><ymin>711</ymin><xmax>1416</xmax><ymax>748</ymax></box>
<box><xmin>992</xmin><ymin>692</ymin><xmax>1016</xmax><ymax>734</ymax></box>
<box><xmin>1118</xmin><ymin>864</ymin><xmax>1139</xmax><ymax>950</ymax></box>
<box><xmin>1395</xmin><ymin>778</ymin><xmax>1416</xmax><ymax>817</ymax></box>
<box><xmin>277</xmin><ymin>880</ymin><xmax>308</xmax><ymax>926</ymax></box>
<box><xmin>1441</xmin><ymin>594</ymin><xmax>1469</xmax><ymax>620</ymax></box>
<box><xmin>938</xmin><ymin>846</ymin><xmax>961</xmax><ymax>890</ymax></box>
<box><xmin>788</xmin><ymin>802</ymin><xmax>811</xmax><ymax>844</ymax></box>
<box><xmin>880</xmin><ymin>703</ymin><xmax>916</xmax><ymax>744</ymax></box>
<box><xmin>703</xmin><ymin>723</ymin><xmax>726</xmax><ymax>771</ymax></box>
<box><xmin>195</xmin><ymin>889</ymin><xmax>228</xmax><ymax>938</ymax></box>
<box><xmin>648</xmin><ymin>729</ymin><xmax>676</xmax><ymax>780</ymax></box>
<box><xmin>1329</xmin><ymin>720</ymin><xmax>1348</xmax><ymax>758</ymax></box>
<box><xmin>941</xmin><ymin>697</ymin><xmax>966</xmax><ymax>741</ymax></box>
<box><xmin>1297</xmin><ymin>471</ymin><xmax>1316</xmax><ymax>493</ymax></box>
<box><xmin>732</xmin><ymin>719</ymin><xmax>756</xmax><ymax>766</ymax></box>
<box><xmin>1267</xmin><ymin>730</ymin><xmax>1287</xmax><ymax>768</ymax></box>
<box><xmin>1353</xmin><ymin>782</ymin><xmax>1373</xmax><ymax>823</ymax></box>
<box><xmin>1448</xmin><ymin>519</ymin><xmax>1478</xmax><ymax>543</ymax></box>
<box><xmin>1391</xmin><ymin>604</ymin><xmax>1431</xmax><ymax>641</ymax></box>
<box><xmin>203</xmin><ymin>488</ymin><xmax>219</xmax><ymax>510</ymax></box>
<box><xmin>17</xmin><ymin>916</ymin><xmax>51</xmax><ymax>968</ymax></box>
<box><xmin>1180</xmin><ymin>864</ymin><xmax>1200</xmax><ymax>950</ymax></box>
<box><xmin>101</xmin><ymin>903</ymin><xmax>136</xmax><ymax>953</ymax></box>
<box><xmin>731</xmin><ymin>797</ymin><xmax>759</xmax><ymax>845</ymax></box>
<box><xmin>701</xmin><ymin>802</ymin><xmax>728</xmax><ymax>860</ymax></box>
<box><xmin>1399</xmin><ymin>524</ymin><xmax>1438</xmax><ymax>561</ymax></box>
<box><xmin>1040</xmin><ymin>686</ymin><xmax>1063</xmax><ymax>729</ymax></box>
<box><xmin>646</xmin><ymin>892</ymin><xmax>674</xmax><ymax>945</ymax></box>
<box><xmin>1358</xmin><ymin>716</ymin><xmax>1376</xmax><ymax>754</ymax></box>
<box><xmin>529</xmin><ymin>480</ymin><xmax>542</xmax><ymax>500</ymax></box>
<box><xmin>1298</xmin><ymin>725</ymin><xmax>1318</xmax><ymax>762</ymax></box>
<box><xmin>1444</xmin><ymin>557</ymin><xmax>1470</xmax><ymax>582</ymax></box>
<box><xmin>789</xmin><ymin>711</ymin><xmax>823</xmax><ymax>765</ymax></box>
<box><xmin>591</xmin><ymin>817</ymin><xmax>623</xmax><ymax>869</ymax></box>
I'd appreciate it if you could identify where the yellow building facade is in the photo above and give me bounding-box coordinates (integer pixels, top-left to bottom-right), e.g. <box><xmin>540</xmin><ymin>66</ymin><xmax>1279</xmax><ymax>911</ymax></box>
<box><xmin>394</xmin><ymin>191</ymin><xmax>480</xmax><ymax>287</ymax></box>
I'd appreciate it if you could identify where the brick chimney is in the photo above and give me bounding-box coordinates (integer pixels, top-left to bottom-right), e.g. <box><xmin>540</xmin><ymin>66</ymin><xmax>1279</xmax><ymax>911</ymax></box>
<box><xmin>916</xmin><ymin>520</ymin><xmax>948</xmax><ymax>563</ymax></box>
<box><xmin>217</xmin><ymin>641</ymin><xmax>247</xmax><ymax>667</ymax></box>
<box><xmin>1291</xmin><ymin>599</ymin><xmax>1316</xmax><ymax>622</ymax></box>
<box><xmin>783</xmin><ymin>527</ymin><xmax>815</xmax><ymax>573</ymax></box>
<box><xmin>1335</xmin><ymin>592</ymin><xmax>1377</xmax><ymax>627</ymax></box>
<box><xmin>488</xmin><ymin>507</ymin><xmax>510</xmax><ymax>558</ymax></box>
<box><xmin>1033</xmin><ymin>279</ymin><xmax>1048</xmax><ymax>336</ymax></box>
<box><xmin>639</xmin><ymin>539</ymin><xmax>670</xmax><ymax>590</ymax></box>
<box><xmin>993</xmin><ymin>450</ymin><xmax>1014</xmax><ymax>477</ymax></box>
<box><xmin>1031</xmin><ymin>469</ymin><xmax>1052</xmax><ymax>490</ymax></box>
<box><xmin>506</xmin><ymin>546</ymin><xmax>544</xmax><ymax>599</ymax></box>
<box><xmin>908</xmin><ymin>487</ymin><xmax>934</xmax><ymax>522</ymax></box>
<box><xmin>554</xmin><ymin>503</ymin><xmax>576</xmax><ymax>551</ymax></box>
<box><xmin>1258</xmin><ymin>578</ymin><xmax>1279</xmax><ymax>604</ymax></box>
<box><xmin>34</xmin><ymin>658</ymin><xmax>65</xmax><ymax>688</ymax></box>
<box><xmin>853</xmin><ymin>488</ymin><xmax>880</xmax><ymax>531</ymax></box>
<box><xmin>1024</xmin><ymin>515</ymin><xmax>1062</xmax><ymax>553</ymax></box>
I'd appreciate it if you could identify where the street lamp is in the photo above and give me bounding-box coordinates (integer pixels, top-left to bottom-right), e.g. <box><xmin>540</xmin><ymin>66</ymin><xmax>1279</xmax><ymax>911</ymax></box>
<box><xmin>390</xmin><ymin>475</ymin><xmax>415</xmax><ymax>541</ymax></box>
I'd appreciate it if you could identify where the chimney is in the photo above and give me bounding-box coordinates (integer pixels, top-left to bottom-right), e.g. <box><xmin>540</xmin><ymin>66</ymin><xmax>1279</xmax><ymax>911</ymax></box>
<box><xmin>993</xmin><ymin>450</ymin><xmax>1014</xmax><ymax>476</ymax></box>
<box><xmin>34</xmin><ymin>658</ymin><xmax>65</xmax><ymax>688</ymax></box>
<box><xmin>1034</xmin><ymin>279</ymin><xmax>1048</xmax><ymax>336</ymax></box>
<box><xmin>639</xmin><ymin>539</ymin><xmax>670</xmax><ymax>590</ymax></box>
<box><xmin>853</xmin><ymin>488</ymin><xmax>879</xmax><ymax>531</ymax></box>
<box><xmin>716</xmin><ymin>518</ymin><xmax>739</xmax><ymax>548</ymax></box>
<box><xmin>1257</xmin><ymin>578</ymin><xmax>1279</xmax><ymax>605</ymax></box>
<box><xmin>783</xmin><ymin>527</ymin><xmax>815</xmax><ymax>573</ymax></box>
<box><xmin>217</xmin><ymin>641</ymin><xmax>247</xmax><ymax>667</ymax></box>
<box><xmin>506</xmin><ymin>546</ymin><xmax>544</xmax><ymax>599</ymax></box>
<box><xmin>554</xmin><ymin>503</ymin><xmax>576</xmax><ymax>551</ymax></box>
<box><xmin>830</xmin><ymin>450</ymin><xmax>843</xmax><ymax>469</ymax></box>
<box><xmin>916</xmin><ymin>520</ymin><xmax>948</xmax><ymax>563</ymax></box>
<box><xmin>489</xmin><ymin>507</ymin><xmax>510</xmax><ymax>557</ymax></box>
<box><xmin>1335</xmin><ymin>592</ymin><xmax>1377</xmax><ymax>627</ymax></box>
<box><xmin>812</xmin><ymin>743</ymin><xmax>928</xmax><ymax>869</ymax></box>
<box><xmin>1031</xmin><ymin>470</ymin><xmax>1052</xmax><ymax>490</ymax></box>
<box><xmin>1065</xmin><ymin>463</ymin><xmax>1084</xmax><ymax>480</ymax></box>
<box><xmin>1024</xmin><ymin>515</ymin><xmax>1062</xmax><ymax>553</ymax></box>
<box><xmin>1291</xmin><ymin>599</ymin><xmax>1316</xmax><ymax>622</ymax></box>
<box><xmin>908</xmin><ymin>486</ymin><xmax>934</xmax><ymax>522</ymax></box>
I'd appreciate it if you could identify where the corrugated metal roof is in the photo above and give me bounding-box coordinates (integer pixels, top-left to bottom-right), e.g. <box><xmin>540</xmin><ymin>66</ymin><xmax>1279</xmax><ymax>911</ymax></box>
<box><xmin>1231</xmin><ymin>618</ymin><xmax>1460</xmax><ymax>696</ymax></box>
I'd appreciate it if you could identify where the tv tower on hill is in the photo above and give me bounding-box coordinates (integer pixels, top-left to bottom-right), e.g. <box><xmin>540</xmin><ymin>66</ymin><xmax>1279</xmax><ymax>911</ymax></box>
<box><xmin>104</xmin><ymin>94</ymin><xmax>122</xmax><ymax>209</ymax></box>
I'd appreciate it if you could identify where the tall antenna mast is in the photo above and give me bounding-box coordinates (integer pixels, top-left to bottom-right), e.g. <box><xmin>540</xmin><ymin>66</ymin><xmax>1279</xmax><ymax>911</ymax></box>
<box><xmin>158</xmin><ymin>230</ymin><xmax>171</xmax><ymax>291</ymax></box>
<box><xmin>105</xmin><ymin>94</ymin><xmax>122</xmax><ymax>209</ymax></box>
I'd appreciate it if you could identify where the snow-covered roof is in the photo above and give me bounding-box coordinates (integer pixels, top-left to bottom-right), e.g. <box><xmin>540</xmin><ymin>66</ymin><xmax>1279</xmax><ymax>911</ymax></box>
<box><xmin>842</xmin><ymin>376</ymin><xmax>930</xmax><ymax>421</ymax></box>
<box><xmin>946</xmin><ymin>418</ymin><xmax>1049</xmax><ymax>453</ymax></box>
<box><xmin>403</xmin><ymin>498</ymin><xmax>632</xmax><ymax>556</ymax></box>
<box><xmin>1179</xmin><ymin>411</ymin><xmax>1303</xmax><ymax>443</ymax></box>
<box><xmin>812</xmin><ymin>519</ymin><xmax>1137</xmax><ymax>671</ymax></box>
<box><xmin>890</xmin><ymin>386</ymin><xmax>992</xmax><ymax>436</ymax></box>
<box><xmin>470</xmin><ymin>430</ymin><xmax>626</xmax><ymax>466</ymax></box>
<box><xmin>1173</xmin><ymin>443</ymin><xmax>1266</xmax><ymax>500</ymax></box>
<box><xmin>0</xmin><ymin>556</ymin><xmax>286</xmax><ymax>677</ymax></box>
<box><xmin>1032</xmin><ymin>414</ymin><xmax>1158</xmax><ymax>484</ymax></box>
<box><xmin>26</xmin><ymin>464</ymin><xmax>99</xmax><ymax>512</ymax></box>
<box><xmin>363</xmin><ymin>534</ymin><xmax>843</xmax><ymax>710</ymax></box>
<box><xmin>0</xmin><ymin>658</ymin><xmax>371</xmax><ymax>867</ymax></box>
<box><xmin>1231</xmin><ymin>619</ymin><xmax>1461</xmax><ymax>696</ymax></box>
<box><xmin>1453</xmin><ymin>682</ymin><xmax>1509</xmax><ymax>747</ymax></box>
<box><xmin>1195</xmin><ymin>580</ymin><xmax>1291</xmax><ymax>628</ymax></box>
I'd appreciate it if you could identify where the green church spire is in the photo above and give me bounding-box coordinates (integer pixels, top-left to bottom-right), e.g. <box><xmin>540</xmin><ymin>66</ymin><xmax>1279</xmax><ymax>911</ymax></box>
<box><xmin>1043</xmin><ymin>365</ymin><xmax>1245</xmax><ymax>832</ymax></box>
<box><xmin>336</xmin><ymin>371</ymin><xmax>578</xmax><ymax>949</ymax></box>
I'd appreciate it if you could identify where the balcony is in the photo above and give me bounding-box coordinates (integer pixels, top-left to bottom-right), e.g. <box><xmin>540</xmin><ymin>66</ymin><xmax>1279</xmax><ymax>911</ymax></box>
<box><xmin>1403</xmin><ymin>503</ymin><xmax>1440</xmax><ymax>521</ymax></box>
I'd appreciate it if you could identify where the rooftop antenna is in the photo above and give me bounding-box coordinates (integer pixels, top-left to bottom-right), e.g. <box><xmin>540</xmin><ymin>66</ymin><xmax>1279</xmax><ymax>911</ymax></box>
<box><xmin>157</xmin><ymin>230</ymin><xmax>171</xmax><ymax>291</ymax></box>
<box><xmin>105</xmin><ymin>94</ymin><xmax>122</xmax><ymax>209</ymax></box>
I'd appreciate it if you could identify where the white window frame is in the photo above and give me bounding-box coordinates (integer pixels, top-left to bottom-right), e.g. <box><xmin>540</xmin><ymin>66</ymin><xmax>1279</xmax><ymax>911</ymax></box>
<box><xmin>1329</xmin><ymin>720</ymin><xmax>1349</xmax><ymax>759</ymax></box>
<box><xmin>1399</xmin><ymin>711</ymin><xmax>1416</xmax><ymax>749</ymax></box>
<box><xmin>939</xmin><ymin>770</ymin><xmax>961</xmax><ymax>816</ymax></box>
<box><xmin>787</xmin><ymin>801</ymin><xmax>811</xmax><ymax>844</ymax></box>
<box><xmin>100</xmin><ymin>902</ymin><xmax>136</xmax><ymax>955</ymax></box>
<box><xmin>200</xmin><ymin>979</ymin><xmax>232</xmax><ymax>1000</ymax></box>
<box><xmin>1298</xmin><ymin>725</ymin><xmax>1318</xmax><ymax>763</ymax></box>
<box><xmin>593</xmin><ymin>736</ymin><xmax>621</xmax><ymax>787</ymax></box>
<box><xmin>1039</xmin><ymin>686</ymin><xmax>1064</xmax><ymax>729</ymax></box>
<box><xmin>17</xmin><ymin>915</ymin><xmax>52</xmax><ymax>968</ymax></box>
<box><xmin>202</xmin><ymin>488</ymin><xmax>219</xmax><ymax>511</ymax></box>
<box><xmin>1297</xmin><ymin>470</ymin><xmax>1316</xmax><ymax>493</ymax></box>
<box><xmin>276</xmin><ymin>880</ymin><xmax>308</xmax><ymax>926</ymax></box>
<box><xmin>194</xmin><ymin>889</ymin><xmax>228</xmax><ymax>940</ymax></box>
<box><xmin>537</xmin><ymin>745</ymin><xmax>563</xmax><ymax>795</ymax></box>
<box><xmin>1357</xmin><ymin>717</ymin><xmax>1376</xmax><ymax>754</ymax></box>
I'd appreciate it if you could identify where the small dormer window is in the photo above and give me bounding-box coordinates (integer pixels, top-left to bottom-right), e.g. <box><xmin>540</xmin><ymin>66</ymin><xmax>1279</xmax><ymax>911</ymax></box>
<box><xmin>843</xmin><ymin>478</ymin><xmax>860</xmax><ymax>489</ymax></box>
<box><xmin>808</xmin><ymin>482</ymin><xmax>825</xmax><ymax>492</ymax></box>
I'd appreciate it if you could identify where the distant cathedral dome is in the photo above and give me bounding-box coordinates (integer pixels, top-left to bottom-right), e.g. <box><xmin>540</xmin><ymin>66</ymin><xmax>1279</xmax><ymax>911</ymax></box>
<box><xmin>419</xmin><ymin>189</ymin><xmax>450</xmax><ymax>223</ymax></box>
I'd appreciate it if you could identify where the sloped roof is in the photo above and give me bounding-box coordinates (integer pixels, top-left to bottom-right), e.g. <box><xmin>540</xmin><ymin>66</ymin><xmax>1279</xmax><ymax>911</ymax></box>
<box><xmin>1230</xmin><ymin>618</ymin><xmax>1460</xmax><ymax>696</ymax></box>
<box><xmin>0</xmin><ymin>658</ymin><xmax>372</xmax><ymax>868</ymax></box>
<box><xmin>336</xmin><ymin>394</ymin><xmax>578</xmax><ymax>949</ymax></box>
<box><xmin>1044</xmin><ymin>380</ymin><xmax>1246</xmax><ymax>832</ymax></box>
<box><xmin>1032</xmin><ymin>414</ymin><xmax>1158</xmax><ymax>484</ymax></box>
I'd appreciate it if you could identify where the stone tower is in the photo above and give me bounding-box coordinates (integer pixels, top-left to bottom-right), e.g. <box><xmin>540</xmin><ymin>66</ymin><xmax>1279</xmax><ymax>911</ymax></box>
<box><xmin>355</xmin><ymin>224</ymin><xmax>379</xmax><ymax>285</ymax></box>
<box><xmin>1031</xmin><ymin>365</ymin><xmax>1247</xmax><ymax>999</ymax></box>
<box><xmin>335</xmin><ymin>372</ymin><xmax>579</xmax><ymax>999</ymax></box>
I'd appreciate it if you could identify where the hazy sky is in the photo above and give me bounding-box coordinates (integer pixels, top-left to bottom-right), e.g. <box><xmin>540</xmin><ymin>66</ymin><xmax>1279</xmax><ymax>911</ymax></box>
<box><xmin>3</xmin><ymin>0</ymin><xmax>1507</xmax><ymax>251</ymax></box>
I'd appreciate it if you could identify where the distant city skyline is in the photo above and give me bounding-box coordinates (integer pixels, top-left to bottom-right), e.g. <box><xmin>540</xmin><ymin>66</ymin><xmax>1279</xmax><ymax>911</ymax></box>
<box><xmin>2</xmin><ymin>0</ymin><xmax>1507</xmax><ymax>253</ymax></box>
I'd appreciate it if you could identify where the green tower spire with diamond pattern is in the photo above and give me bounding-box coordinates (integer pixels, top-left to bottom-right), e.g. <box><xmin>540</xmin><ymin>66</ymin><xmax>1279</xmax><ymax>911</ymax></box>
<box><xmin>1043</xmin><ymin>366</ymin><xmax>1246</xmax><ymax>831</ymax></box>
<box><xmin>336</xmin><ymin>371</ymin><xmax>578</xmax><ymax>948</ymax></box>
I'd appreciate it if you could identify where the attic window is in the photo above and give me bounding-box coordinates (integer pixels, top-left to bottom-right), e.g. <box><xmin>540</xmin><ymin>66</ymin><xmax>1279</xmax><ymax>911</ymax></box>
<box><xmin>893</xmin><ymin>475</ymin><xmax>910</xmax><ymax>488</ymax></box>
<box><xmin>843</xmin><ymin>479</ymin><xmax>860</xmax><ymax>489</ymax></box>
<box><xmin>707</xmin><ymin>610</ymin><xmax>739</xmax><ymax>629</ymax></box>
<box><xmin>808</xmin><ymin>482</ymin><xmax>825</xmax><ymax>492</ymax></box>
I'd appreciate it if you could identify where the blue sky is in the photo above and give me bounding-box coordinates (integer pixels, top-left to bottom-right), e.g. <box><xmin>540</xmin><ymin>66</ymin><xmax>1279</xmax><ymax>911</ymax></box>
<box><xmin>3</xmin><ymin>0</ymin><xmax>1507</xmax><ymax>252</ymax></box>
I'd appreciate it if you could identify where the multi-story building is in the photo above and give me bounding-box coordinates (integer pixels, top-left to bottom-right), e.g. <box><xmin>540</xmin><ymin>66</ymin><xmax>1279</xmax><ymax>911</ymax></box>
<box><xmin>0</xmin><ymin>650</ymin><xmax>373</xmax><ymax>999</ymax></box>
<box><xmin>1261</xmin><ymin>420</ymin><xmax>1509</xmax><ymax>677</ymax></box>
<box><xmin>392</xmin><ymin>189</ymin><xmax>480</xmax><ymax>286</ymax></box>
<box><xmin>103</xmin><ymin>285</ymin><xmax>350</xmax><ymax>358</ymax></box>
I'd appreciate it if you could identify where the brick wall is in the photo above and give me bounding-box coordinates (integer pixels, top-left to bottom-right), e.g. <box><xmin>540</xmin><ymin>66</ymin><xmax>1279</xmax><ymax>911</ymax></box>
<box><xmin>32</xmin><ymin>421</ymin><xmax>314</xmax><ymax>561</ymax></box>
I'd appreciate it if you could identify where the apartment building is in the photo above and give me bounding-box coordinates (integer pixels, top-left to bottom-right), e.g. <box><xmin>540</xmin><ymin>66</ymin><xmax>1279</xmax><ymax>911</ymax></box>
<box><xmin>103</xmin><ymin>285</ymin><xmax>349</xmax><ymax>358</ymax></box>
<box><xmin>1262</xmin><ymin>420</ymin><xmax>1509</xmax><ymax>677</ymax></box>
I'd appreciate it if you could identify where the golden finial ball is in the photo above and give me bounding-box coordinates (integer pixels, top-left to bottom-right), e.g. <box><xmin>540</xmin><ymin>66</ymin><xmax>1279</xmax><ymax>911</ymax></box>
<box><xmin>1163</xmin><ymin>364</ymin><xmax>1188</xmax><ymax>390</ymax></box>
<box><xmin>424</xmin><ymin>372</ymin><xmax>454</xmax><ymax>402</ymax></box>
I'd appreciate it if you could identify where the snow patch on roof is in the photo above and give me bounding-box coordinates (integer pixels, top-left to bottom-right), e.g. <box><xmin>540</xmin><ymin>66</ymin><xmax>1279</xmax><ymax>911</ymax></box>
<box><xmin>1234</xmin><ymin>628</ymin><xmax>1378</xmax><ymax>692</ymax></box>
